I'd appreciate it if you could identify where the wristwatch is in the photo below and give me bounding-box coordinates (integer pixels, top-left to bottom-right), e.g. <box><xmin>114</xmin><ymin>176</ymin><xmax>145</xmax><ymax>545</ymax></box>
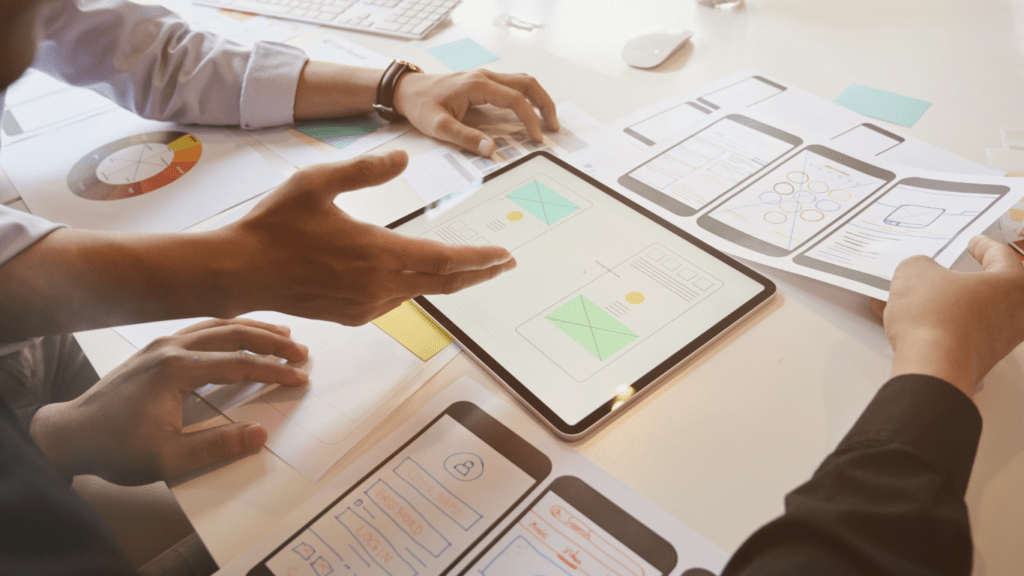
<box><xmin>373</xmin><ymin>60</ymin><xmax>424</xmax><ymax>122</ymax></box>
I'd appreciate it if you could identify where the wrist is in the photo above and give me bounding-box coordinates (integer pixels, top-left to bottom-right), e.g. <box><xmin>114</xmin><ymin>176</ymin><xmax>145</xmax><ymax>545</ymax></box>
<box><xmin>891</xmin><ymin>333</ymin><xmax>978</xmax><ymax>398</ymax></box>
<box><xmin>30</xmin><ymin>402</ymin><xmax>88</xmax><ymax>478</ymax></box>
<box><xmin>191</xmin><ymin>228</ymin><xmax>255</xmax><ymax>319</ymax></box>
<box><xmin>391</xmin><ymin>71</ymin><xmax>418</xmax><ymax>118</ymax></box>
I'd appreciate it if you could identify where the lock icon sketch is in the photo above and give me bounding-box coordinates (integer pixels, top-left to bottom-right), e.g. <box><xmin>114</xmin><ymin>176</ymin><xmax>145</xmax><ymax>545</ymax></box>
<box><xmin>444</xmin><ymin>452</ymin><xmax>485</xmax><ymax>481</ymax></box>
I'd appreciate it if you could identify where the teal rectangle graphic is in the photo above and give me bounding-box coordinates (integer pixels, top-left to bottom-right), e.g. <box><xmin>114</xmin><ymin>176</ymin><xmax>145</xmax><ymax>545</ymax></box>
<box><xmin>294</xmin><ymin>117</ymin><xmax>381</xmax><ymax>150</ymax></box>
<box><xmin>428</xmin><ymin>38</ymin><xmax>499</xmax><ymax>72</ymax></box>
<box><xmin>506</xmin><ymin>180</ymin><xmax>580</xmax><ymax>224</ymax></box>
<box><xmin>834</xmin><ymin>84</ymin><xmax>931</xmax><ymax>128</ymax></box>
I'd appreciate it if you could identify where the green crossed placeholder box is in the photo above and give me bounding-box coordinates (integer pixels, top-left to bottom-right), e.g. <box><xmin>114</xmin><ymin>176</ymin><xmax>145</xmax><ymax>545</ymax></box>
<box><xmin>546</xmin><ymin>295</ymin><xmax>639</xmax><ymax>361</ymax></box>
<box><xmin>506</xmin><ymin>180</ymin><xmax>580</xmax><ymax>225</ymax></box>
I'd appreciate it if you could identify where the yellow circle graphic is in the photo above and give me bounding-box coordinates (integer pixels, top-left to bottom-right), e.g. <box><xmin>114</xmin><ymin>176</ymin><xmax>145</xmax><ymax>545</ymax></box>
<box><xmin>625</xmin><ymin>291</ymin><xmax>645</xmax><ymax>304</ymax></box>
<box><xmin>507</xmin><ymin>211</ymin><xmax>524</xmax><ymax>221</ymax></box>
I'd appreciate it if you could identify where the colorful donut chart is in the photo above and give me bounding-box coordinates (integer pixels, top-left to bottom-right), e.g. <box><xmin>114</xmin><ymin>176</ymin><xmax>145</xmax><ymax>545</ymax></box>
<box><xmin>67</xmin><ymin>131</ymin><xmax>202</xmax><ymax>201</ymax></box>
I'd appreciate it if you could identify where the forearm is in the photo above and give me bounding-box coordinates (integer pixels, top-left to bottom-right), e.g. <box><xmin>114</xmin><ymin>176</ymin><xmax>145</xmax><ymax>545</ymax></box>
<box><xmin>722</xmin><ymin>375</ymin><xmax>982</xmax><ymax>575</ymax></box>
<box><xmin>0</xmin><ymin>228</ymin><xmax>239</xmax><ymax>342</ymax></box>
<box><xmin>293</xmin><ymin>61</ymin><xmax>381</xmax><ymax>121</ymax></box>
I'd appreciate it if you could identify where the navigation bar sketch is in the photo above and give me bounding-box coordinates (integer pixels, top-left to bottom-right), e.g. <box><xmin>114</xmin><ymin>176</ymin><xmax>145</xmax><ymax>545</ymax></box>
<box><xmin>422</xmin><ymin>174</ymin><xmax>591</xmax><ymax>252</ymax></box>
<box><xmin>518</xmin><ymin>244</ymin><xmax>724</xmax><ymax>382</ymax></box>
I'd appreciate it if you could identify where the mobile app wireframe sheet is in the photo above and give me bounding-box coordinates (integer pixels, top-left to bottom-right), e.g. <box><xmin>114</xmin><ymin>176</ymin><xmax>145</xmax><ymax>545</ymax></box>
<box><xmin>698</xmin><ymin>145</ymin><xmax>896</xmax><ymax>257</ymax></box>
<box><xmin>618</xmin><ymin>115</ymin><xmax>801</xmax><ymax>217</ymax></box>
<box><xmin>253</xmin><ymin>402</ymin><xmax>551</xmax><ymax>576</ymax></box>
<box><xmin>461</xmin><ymin>476</ymin><xmax>678</xmax><ymax>576</ymax></box>
<box><xmin>794</xmin><ymin>178</ymin><xmax>1011</xmax><ymax>289</ymax></box>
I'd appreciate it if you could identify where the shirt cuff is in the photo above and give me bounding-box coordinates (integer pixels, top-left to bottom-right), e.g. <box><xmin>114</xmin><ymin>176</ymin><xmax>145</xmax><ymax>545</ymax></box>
<box><xmin>835</xmin><ymin>374</ymin><xmax>982</xmax><ymax>497</ymax></box>
<box><xmin>0</xmin><ymin>206</ymin><xmax>64</xmax><ymax>355</ymax></box>
<box><xmin>239</xmin><ymin>41</ymin><xmax>309</xmax><ymax>130</ymax></box>
<box><xmin>0</xmin><ymin>205</ymin><xmax>64</xmax><ymax>267</ymax></box>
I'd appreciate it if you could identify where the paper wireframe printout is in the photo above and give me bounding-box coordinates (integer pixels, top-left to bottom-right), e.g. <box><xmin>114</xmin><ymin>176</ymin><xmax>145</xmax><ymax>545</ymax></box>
<box><xmin>114</xmin><ymin>312</ymin><xmax>459</xmax><ymax>481</ymax></box>
<box><xmin>574</xmin><ymin>69</ymin><xmax>1022</xmax><ymax>300</ymax></box>
<box><xmin>216</xmin><ymin>379</ymin><xmax>728</xmax><ymax>576</ymax></box>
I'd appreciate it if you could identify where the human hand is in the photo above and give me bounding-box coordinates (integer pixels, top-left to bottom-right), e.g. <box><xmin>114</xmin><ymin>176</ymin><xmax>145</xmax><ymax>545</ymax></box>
<box><xmin>871</xmin><ymin>235</ymin><xmax>1024</xmax><ymax>397</ymax></box>
<box><xmin>215</xmin><ymin>150</ymin><xmax>516</xmax><ymax>325</ymax></box>
<box><xmin>29</xmin><ymin>319</ymin><xmax>309</xmax><ymax>485</ymax></box>
<box><xmin>394</xmin><ymin>70</ymin><xmax>559</xmax><ymax>156</ymax></box>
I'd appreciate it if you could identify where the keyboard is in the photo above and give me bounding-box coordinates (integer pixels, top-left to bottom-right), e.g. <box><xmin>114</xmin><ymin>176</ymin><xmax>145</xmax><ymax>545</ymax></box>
<box><xmin>193</xmin><ymin>0</ymin><xmax>460</xmax><ymax>39</ymax></box>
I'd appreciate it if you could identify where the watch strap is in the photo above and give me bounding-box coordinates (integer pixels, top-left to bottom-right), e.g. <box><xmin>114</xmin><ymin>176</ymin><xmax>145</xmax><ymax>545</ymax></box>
<box><xmin>374</xmin><ymin>60</ymin><xmax>422</xmax><ymax>122</ymax></box>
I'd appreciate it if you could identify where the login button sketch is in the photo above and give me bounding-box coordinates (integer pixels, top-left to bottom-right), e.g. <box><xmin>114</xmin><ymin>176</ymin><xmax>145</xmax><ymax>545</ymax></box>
<box><xmin>506</xmin><ymin>180</ymin><xmax>580</xmax><ymax>224</ymax></box>
<box><xmin>546</xmin><ymin>296</ymin><xmax>639</xmax><ymax>362</ymax></box>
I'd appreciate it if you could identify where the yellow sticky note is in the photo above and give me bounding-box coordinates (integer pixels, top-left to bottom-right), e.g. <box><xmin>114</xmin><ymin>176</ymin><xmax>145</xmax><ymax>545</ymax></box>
<box><xmin>372</xmin><ymin>301</ymin><xmax>453</xmax><ymax>361</ymax></box>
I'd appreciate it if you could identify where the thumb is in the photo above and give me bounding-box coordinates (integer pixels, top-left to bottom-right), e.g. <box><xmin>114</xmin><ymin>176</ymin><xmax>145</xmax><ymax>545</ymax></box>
<box><xmin>294</xmin><ymin>150</ymin><xmax>409</xmax><ymax>204</ymax></box>
<box><xmin>869</xmin><ymin>298</ymin><xmax>886</xmax><ymax>320</ymax></box>
<box><xmin>434</xmin><ymin>115</ymin><xmax>496</xmax><ymax>156</ymax></box>
<box><xmin>165</xmin><ymin>423</ymin><xmax>266</xmax><ymax>477</ymax></box>
<box><xmin>969</xmin><ymin>235</ymin><xmax>1021</xmax><ymax>273</ymax></box>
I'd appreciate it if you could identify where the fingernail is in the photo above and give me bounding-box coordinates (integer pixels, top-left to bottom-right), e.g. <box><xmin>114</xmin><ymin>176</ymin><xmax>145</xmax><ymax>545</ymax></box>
<box><xmin>387</xmin><ymin>149</ymin><xmax>407</xmax><ymax>164</ymax></box>
<box><xmin>244</xmin><ymin>424</ymin><xmax>267</xmax><ymax>450</ymax></box>
<box><xmin>478</xmin><ymin>138</ymin><xmax>495</xmax><ymax>156</ymax></box>
<box><xmin>298</xmin><ymin>343</ymin><xmax>309</xmax><ymax>358</ymax></box>
<box><xmin>276</xmin><ymin>324</ymin><xmax>291</xmax><ymax>336</ymax></box>
<box><xmin>290</xmin><ymin>369</ymin><xmax>309</xmax><ymax>385</ymax></box>
<box><xmin>495</xmin><ymin>250</ymin><xmax>513</xmax><ymax>263</ymax></box>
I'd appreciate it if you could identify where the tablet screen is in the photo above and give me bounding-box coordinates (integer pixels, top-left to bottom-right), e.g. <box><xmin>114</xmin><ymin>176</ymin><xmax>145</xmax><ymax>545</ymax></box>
<box><xmin>393</xmin><ymin>153</ymin><xmax>772</xmax><ymax>433</ymax></box>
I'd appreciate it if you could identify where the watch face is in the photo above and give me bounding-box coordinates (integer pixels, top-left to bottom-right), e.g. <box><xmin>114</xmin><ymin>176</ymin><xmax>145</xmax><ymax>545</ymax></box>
<box><xmin>67</xmin><ymin>131</ymin><xmax>202</xmax><ymax>201</ymax></box>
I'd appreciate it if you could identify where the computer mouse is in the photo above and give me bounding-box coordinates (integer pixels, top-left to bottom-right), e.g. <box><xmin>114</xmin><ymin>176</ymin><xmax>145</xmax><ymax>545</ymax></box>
<box><xmin>621</xmin><ymin>29</ymin><xmax>694</xmax><ymax>69</ymax></box>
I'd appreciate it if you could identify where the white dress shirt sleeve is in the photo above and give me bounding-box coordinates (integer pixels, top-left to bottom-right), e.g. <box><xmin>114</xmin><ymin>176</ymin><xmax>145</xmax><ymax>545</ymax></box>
<box><xmin>31</xmin><ymin>0</ymin><xmax>309</xmax><ymax>129</ymax></box>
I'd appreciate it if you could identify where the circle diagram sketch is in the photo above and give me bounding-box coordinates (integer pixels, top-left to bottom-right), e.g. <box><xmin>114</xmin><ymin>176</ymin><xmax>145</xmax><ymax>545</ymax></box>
<box><xmin>67</xmin><ymin>131</ymin><xmax>202</xmax><ymax>200</ymax></box>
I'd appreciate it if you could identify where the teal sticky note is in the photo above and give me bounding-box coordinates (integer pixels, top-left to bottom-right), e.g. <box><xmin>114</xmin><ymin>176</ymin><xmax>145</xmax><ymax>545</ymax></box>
<box><xmin>428</xmin><ymin>38</ymin><xmax>499</xmax><ymax>72</ymax></box>
<box><xmin>834</xmin><ymin>84</ymin><xmax>932</xmax><ymax>128</ymax></box>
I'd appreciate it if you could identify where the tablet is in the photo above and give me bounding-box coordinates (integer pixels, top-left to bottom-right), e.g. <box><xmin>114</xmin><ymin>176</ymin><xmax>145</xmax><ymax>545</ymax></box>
<box><xmin>390</xmin><ymin>152</ymin><xmax>776</xmax><ymax>439</ymax></box>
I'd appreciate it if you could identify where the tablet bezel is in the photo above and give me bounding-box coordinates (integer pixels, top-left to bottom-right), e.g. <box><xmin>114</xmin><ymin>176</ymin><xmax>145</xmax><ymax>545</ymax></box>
<box><xmin>388</xmin><ymin>151</ymin><xmax>777</xmax><ymax>439</ymax></box>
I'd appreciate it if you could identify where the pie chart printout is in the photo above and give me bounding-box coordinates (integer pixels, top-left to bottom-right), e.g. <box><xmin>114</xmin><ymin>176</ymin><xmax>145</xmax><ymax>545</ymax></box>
<box><xmin>67</xmin><ymin>131</ymin><xmax>202</xmax><ymax>200</ymax></box>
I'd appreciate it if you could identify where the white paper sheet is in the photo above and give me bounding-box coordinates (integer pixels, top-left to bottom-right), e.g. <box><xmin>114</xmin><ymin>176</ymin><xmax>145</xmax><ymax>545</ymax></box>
<box><xmin>570</xmin><ymin>70</ymin><xmax>1022</xmax><ymax>300</ymax></box>
<box><xmin>249</xmin><ymin>35</ymin><xmax>411</xmax><ymax>169</ymax></box>
<box><xmin>608</xmin><ymin>70</ymin><xmax>1000</xmax><ymax>177</ymax></box>
<box><xmin>1</xmin><ymin>69</ymin><xmax>116</xmax><ymax>146</ymax></box>
<box><xmin>402</xmin><ymin>102</ymin><xmax>608</xmax><ymax>205</ymax></box>
<box><xmin>214</xmin><ymin>378</ymin><xmax>728</xmax><ymax>576</ymax></box>
<box><xmin>3</xmin><ymin>106</ymin><xmax>286</xmax><ymax>232</ymax></box>
<box><xmin>115</xmin><ymin>312</ymin><xmax>460</xmax><ymax>481</ymax></box>
<box><xmin>987</xmin><ymin>147</ymin><xmax>1024</xmax><ymax>172</ymax></box>
<box><xmin>1000</xmin><ymin>127</ymin><xmax>1024</xmax><ymax>151</ymax></box>
<box><xmin>160</xmin><ymin>0</ymin><xmax>317</xmax><ymax>45</ymax></box>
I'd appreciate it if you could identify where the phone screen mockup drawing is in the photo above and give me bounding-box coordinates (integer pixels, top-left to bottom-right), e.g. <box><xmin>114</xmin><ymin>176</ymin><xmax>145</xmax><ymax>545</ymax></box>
<box><xmin>250</xmin><ymin>402</ymin><xmax>552</xmax><ymax>576</ymax></box>
<box><xmin>697</xmin><ymin>145</ymin><xmax>896</xmax><ymax>257</ymax></box>
<box><xmin>793</xmin><ymin>178</ymin><xmax>1011</xmax><ymax>290</ymax></box>
<box><xmin>618</xmin><ymin>115</ymin><xmax>802</xmax><ymax>217</ymax></box>
<box><xmin>460</xmin><ymin>476</ymin><xmax>683</xmax><ymax>576</ymax></box>
<box><xmin>696</xmin><ymin>75</ymin><xmax>787</xmax><ymax>111</ymax></box>
<box><xmin>830</xmin><ymin>123</ymin><xmax>905</xmax><ymax>157</ymax></box>
<box><xmin>623</xmin><ymin>102</ymin><xmax>712</xmax><ymax>147</ymax></box>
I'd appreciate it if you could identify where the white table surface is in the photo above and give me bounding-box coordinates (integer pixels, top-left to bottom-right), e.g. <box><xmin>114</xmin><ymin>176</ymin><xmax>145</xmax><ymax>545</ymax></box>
<box><xmin>68</xmin><ymin>0</ymin><xmax>1024</xmax><ymax>574</ymax></box>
